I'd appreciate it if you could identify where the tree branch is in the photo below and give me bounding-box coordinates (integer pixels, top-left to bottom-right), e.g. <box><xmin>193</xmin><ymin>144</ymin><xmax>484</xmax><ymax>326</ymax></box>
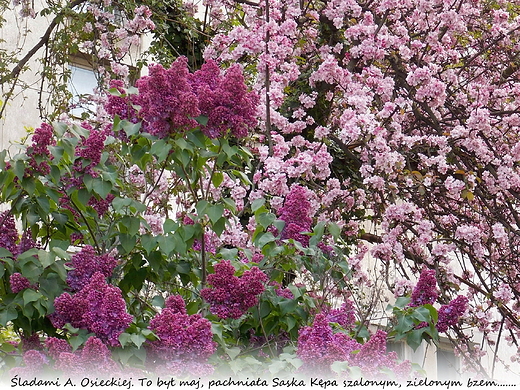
<box><xmin>1</xmin><ymin>0</ymin><xmax>87</xmax><ymax>85</ymax></box>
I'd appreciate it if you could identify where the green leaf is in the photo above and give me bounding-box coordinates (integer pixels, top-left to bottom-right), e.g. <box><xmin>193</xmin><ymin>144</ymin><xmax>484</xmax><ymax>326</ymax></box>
<box><xmin>256</xmin><ymin>212</ymin><xmax>276</xmax><ymax>229</ymax></box>
<box><xmin>21</xmin><ymin>176</ymin><xmax>35</xmax><ymax>195</ymax></box>
<box><xmin>121</xmin><ymin>216</ymin><xmax>141</xmax><ymax>236</ymax></box>
<box><xmin>14</xmin><ymin>160</ymin><xmax>25</xmax><ymax>180</ymax></box>
<box><xmin>393</xmin><ymin>296</ymin><xmax>411</xmax><ymax>309</ymax></box>
<box><xmin>284</xmin><ymin>315</ymin><xmax>297</xmax><ymax>331</ymax></box>
<box><xmin>69</xmin><ymin>331</ymin><xmax>92</xmax><ymax>351</ymax></box>
<box><xmin>394</xmin><ymin>315</ymin><xmax>415</xmax><ymax>336</ymax></box>
<box><xmin>259</xmin><ymin>301</ymin><xmax>271</xmax><ymax>318</ymax></box>
<box><xmin>406</xmin><ymin>328</ymin><xmax>425</xmax><ymax>351</ymax></box>
<box><xmin>53</xmin><ymin>122</ymin><xmax>68</xmax><ymax>137</ymax></box>
<box><xmin>279</xmin><ymin>299</ymin><xmax>298</xmax><ymax>316</ymax></box>
<box><xmin>147</xmin><ymin>251</ymin><xmax>164</xmax><ymax>272</ymax></box>
<box><xmin>1</xmin><ymin>342</ymin><xmax>16</xmax><ymax>353</ymax></box>
<box><xmin>93</xmin><ymin>179</ymin><xmax>112</xmax><ymax>199</ymax></box>
<box><xmin>219</xmin><ymin>247</ymin><xmax>238</xmax><ymax>260</ymax></box>
<box><xmin>151</xmin><ymin>139</ymin><xmax>172</xmax><ymax>162</ymax></box>
<box><xmin>52</xmin><ymin>212</ymin><xmax>69</xmax><ymax>225</ymax></box>
<box><xmin>151</xmin><ymin>295</ymin><xmax>165</xmax><ymax>308</ymax></box>
<box><xmin>141</xmin><ymin>234</ymin><xmax>157</xmax><ymax>254</ymax></box>
<box><xmin>48</xmin><ymin>146</ymin><xmax>65</xmax><ymax>163</ymax></box>
<box><xmin>119</xmin><ymin>233</ymin><xmax>136</xmax><ymax>254</ymax></box>
<box><xmin>222</xmin><ymin>198</ymin><xmax>236</xmax><ymax>212</ymax></box>
<box><xmin>175</xmin><ymin>137</ymin><xmax>191</xmax><ymax>151</ymax></box>
<box><xmin>225</xmin><ymin>347</ymin><xmax>241</xmax><ymax>360</ymax></box>
<box><xmin>108</xmin><ymin>88</ymin><xmax>122</xmax><ymax>97</ymax></box>
<box><xmin>176</xmin><ymin>149</ymin><xmax>191</xmax><ymax>167</ymax></box>
<box><xmin>38</xmin><ymin>250</ymin><xmax>56</xmax><ymax>268</ymax></box>
<box><xmin>232</xmin><ymin>170</ymin><xmax>251</xmax><ymax>185</ymax></box>
<box><xmin>22</xmin><ymin>289</ymin><xmax>42</xmax><ymax>305</ymax></box>
<box><xmin>207</xmin><ymin>204</ymin><xmax>224</xmax><ymax>224</ymax></box>
<box><xmin>309</xmin><ymin>221</ymin><xmax>325</xmax><ymax>247</ymax></box>
<box><xmin>413</xmin><ymin>306</ymin><xmax>433</xmax><ymax>323</ymax></box>
<box><xmin>0</xmin><ymin>248</ymin><xmax>13</xmax><ymax>258</ymax></box>
<box><xmin>157</xmin><ymin>235</ymin><xmax>176</xmax><ymax>256</ymax></box>
<box><xmin>163</xmin><ymin>219</ymin><xmax>178</xmax><ymax>233</ymax></box>
<box><xmin>176</xmin><ymin>261</ymin><xmax>191</xmax><ymax>275</ymax></box>
<box><xmin>423</xmin><ymin>304</ymin><xmax>438</xmax><ymax>323</ymax></box>
<box><xmin>118</xmin><ymin>333</ymin><xmax>132</xmax><ymax>347</ymax></box>
<box><xmin>251</xmin><ymin>198</ymin><xmax>265</xmax><ymax>212</ymax></box>
<box><xmin>0</xmin><ymin>306</ymin><xmax>18</xmax><ymax>326</ymax></box>
<box><xmin>331</xmin><ymin>361</ymin><xmax>351</xmax><ymax>374</ymax></box>
<box><xmin>212</xmin><ymin>217</ymin><xmax>226</xmax><ymax>236</ymax></box>
<box><xmin>211</xmin><ymin>322</ymin><xmax>225</xmax><ymax>344</ymax></box>
<box><xmin>186</xmin><ymin>129</ymin><xmax>207</xmax><ymax>149</ymax></box>
<box><xmin>61</xmin><ymin>138</ymin><xmax>76</xmax><ymax>159</ymax></box>
<box><xmin>195</xmin><ymin>115</ymin><xmax>209</xmax><ymax>126</ymax></box>
<box><xmin>131</xmin><ymin>333</ymin><xmax>147</xmax><ymax>348</ymax></box>
<box><xmin>328</xmin><ymin>222</ymin><xmax>341</xmax><ymax>240</ymax></box>
<box><xmin>254</xmin><ymin>232</ymin><xmax>276</xmax><ymax>248</ymax></box>
<box><xmin>212</xmin><ymin>171</ymin><xmax>224</xmax><ymax>188</ymax></box>
<box><xmin>51</xmin><ymin>247</ymin><xmax>70</xmax><ymax>261</ymax></box>
<box><xmin>196</xmin><ymin>199</ymin><xmax>209</xmax><ymax>217</ymax></box>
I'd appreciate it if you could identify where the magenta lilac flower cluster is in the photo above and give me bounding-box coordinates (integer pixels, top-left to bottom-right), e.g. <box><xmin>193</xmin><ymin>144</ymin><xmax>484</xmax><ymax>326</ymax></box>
<box><xmin>135</xmin><ymin>57</ymin><xmax>200</xmax><ymax>138</ymax></box>
<box><xmin>271</xmin><ymin>281</ymin><xmax>294</xmax><ymax>299</ymax></box>
<box><xmin>46</xmin><ymin>337</ymin><xmax>72</xmax><ymax>360</ymax></box>
<box><xmin>201</xmin><ymin>260</ymin><xmax>268</xmax><ymax>319</ymax></box>
<box><xmin>147</xmin><ymin>295</ymin><xmax>216</xmax><ymax>367</ymax></box>
<box><xmin>297</xmin><ymin>313</ymin><xmax>361</xmax><ymax>371</ymax></box>
<box><xmin>297</xmin><ymin>314</ymin><xmax>411</xmax><ymax>378</ymax></box>
<box><xmin>55</xmin><ymin>336</ymin><xmax>119</xmax><ymax>376</ymax></box>
<box><xmin>27</xmin><ymin>123</ymin><xmax>55</xmax><ymax>175</ymax></box>
<box><xmin>436</xmin><ymin>295</ymin><xmax>468</xmax><ymax>333</ymax></box>
<box><xmin>353</xmin><ymin>329</ymin><xmax>412</xmax><ymax>379</ymax></box>
<box><xmin>57</xmin><ymin>124</ymin><xmax>114</xmax><ymax>219</ymax></box>
<box><xmin>111</xmin><ymin>57</ymin><xmax>258</xmax><ymax>139</ymax></box>
<box><xmin>74</xmin><ymin>125</ymin><xmax>108</xmax><ymax>176</ymax></box>
<box><xmin>20</xmin><ymin>333</ymin><xmax>43</xmax><ymax>352</ymax></box>
<box><xmin>409</xmin><ymin>268</ymin><xmax>438</xmax><ymax>307</ymax></box>
<box><xmin>66</xmin><ymin>246</ymin><xmax>117</xmax><ymax>292</ymax></box>
<box><xmin>9</xmin><ymin>273</ymin><xmax>32</xmax><ymax>293</ymax></box>
<box><xmin>105</xmin><ymin>79</ymin><xmax>139</xmax><ymax>124</ymax></box>
<box><xmin>9</xmin><ymin>350</ymin><xmax>49</xmax><ymax>377</ymax></box>
<box><xmin>278</xmin><ymin>185</ymin><xmax>313</xmax><ymax>247</ymax></box>
<box><xmin>18</xmin><ymin>229</ymin><xmax>37</xmax><ymax>253</ymax></box>
<box><xmin>189</xmin><ymin>60</ymin><xmax>258</xmax><ymax>138</ymax></box>
<box><xmin>51</xmin><ymin>272</ymin><xmax>132</xmax><ymax>347</ymax></box>
<box><xmin>0</xmin><ymin>211</ymin><xmax>19</xmax><ymax>255</ymax></box>
<box><xmin>324</xmin><ymin>300</ymin><xmax>356</xmax><ymax>330</ymax></box>
<box><xmin>351</xmin><ymin>330</ymin><xmax>393</xmax><ymax>370</ymax></box>
<box><xmin>0</xmin><ymin>213</ymin><xmax>37</xmax><ymax>258</ymax></box>
<box><xmin>26</xmin><ymin>336</ymin><xmax>119</xmax><ymax>378</ymax></box>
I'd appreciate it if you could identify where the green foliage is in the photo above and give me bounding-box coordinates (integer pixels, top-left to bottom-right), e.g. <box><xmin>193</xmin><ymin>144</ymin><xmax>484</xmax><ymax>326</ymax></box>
<box><xmin>0</xmin><ymin>101</ymin><xmax>414</xmax><ymax>376</ymax></box>
<box><xmin>387</xmin><ymin>298</ymin><xmax>439</xmax><ymax>351</ymax></box>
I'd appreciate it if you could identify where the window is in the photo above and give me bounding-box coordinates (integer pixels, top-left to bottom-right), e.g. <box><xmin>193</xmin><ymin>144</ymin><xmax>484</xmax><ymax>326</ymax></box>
<box><xmin>69</xmin><ymin>64</ymin><xmax>98</xmax><ymax>118</ymax></box>
<box><xmin>437</xmin><ymin>347</ymin><xmax>460</xmax><ymax>380</ymax></box>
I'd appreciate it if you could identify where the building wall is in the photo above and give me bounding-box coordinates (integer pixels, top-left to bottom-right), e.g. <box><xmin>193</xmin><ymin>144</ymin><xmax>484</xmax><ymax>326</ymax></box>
<box><xmin>0</xmin><ymin>0</ymin><xmax>152</xmax><ymax>152</ymax></box>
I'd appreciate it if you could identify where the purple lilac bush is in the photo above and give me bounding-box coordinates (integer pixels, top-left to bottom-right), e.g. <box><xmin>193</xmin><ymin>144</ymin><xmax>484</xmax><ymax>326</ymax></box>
<box><xmin>201</xmin><ymin>260</ymin><xmax>268</xmax><ymax>319</ymax></box>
